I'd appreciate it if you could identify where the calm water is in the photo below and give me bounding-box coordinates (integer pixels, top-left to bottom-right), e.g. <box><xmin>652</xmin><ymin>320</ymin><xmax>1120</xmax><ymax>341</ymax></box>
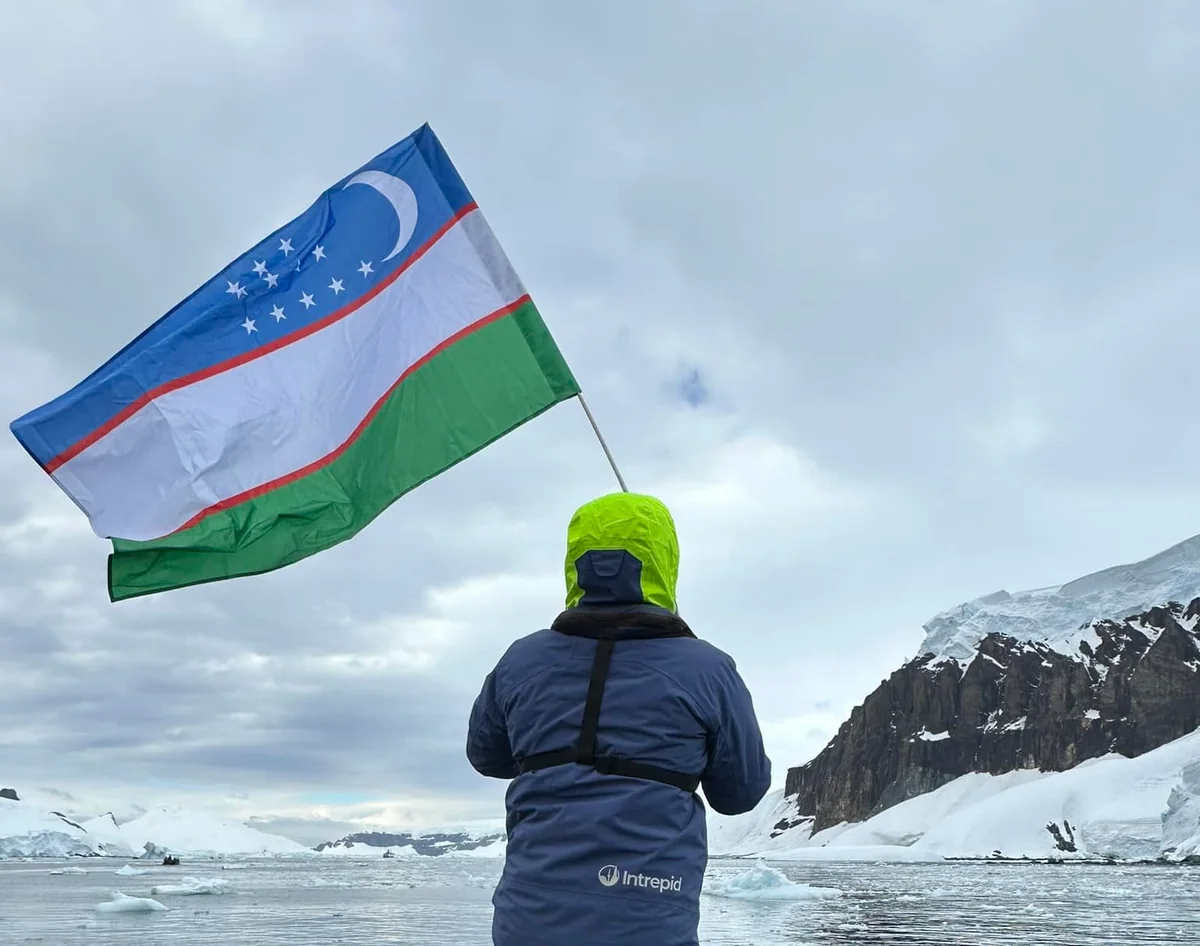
<box><xmin>1</xmin><ymin>856</ymin><xmax>1197</xmax><ymax>945</ymax></box>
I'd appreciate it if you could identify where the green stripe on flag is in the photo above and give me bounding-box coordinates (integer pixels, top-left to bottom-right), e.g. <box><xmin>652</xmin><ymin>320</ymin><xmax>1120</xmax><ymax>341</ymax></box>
<box><xmin>107</xmin><ymin>301</ymin><xmax>579</xmax><ymax>601</ymax></box>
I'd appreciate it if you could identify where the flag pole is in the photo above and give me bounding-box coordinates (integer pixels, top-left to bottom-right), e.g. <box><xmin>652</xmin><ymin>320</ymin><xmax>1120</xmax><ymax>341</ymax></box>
<box><xmin>576</xmin><ymin>394</ymin><xmax>628</xmax><ymax>492</ymax></box>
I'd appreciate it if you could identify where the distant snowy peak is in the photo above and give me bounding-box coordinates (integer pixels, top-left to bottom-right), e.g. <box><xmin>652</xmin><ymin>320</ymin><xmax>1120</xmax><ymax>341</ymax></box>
<box><xmin>317</xmin><ymin>824</ymin><xmax>506</xmax><ymax>857</ymax></box>
<box><xmin>0</xmin><ymin>797</ymin><xmax>95</xmax><ymax>858</ymax></box>
<box><xmin>919</xmin><ymin>533</ymin><xmax>1200</xmax><ymax>661</ymax></box>
<box><xmin>96</xmin><ymin>806</ymin><xmax>310</xmax><ymax>857</ymax></box>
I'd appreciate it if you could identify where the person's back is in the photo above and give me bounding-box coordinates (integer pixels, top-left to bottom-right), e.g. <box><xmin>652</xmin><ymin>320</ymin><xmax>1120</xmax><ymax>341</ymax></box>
<box><xmin>466</xmin><ymin>492</ymin><xmax>772</xmax><ymax>946</ymax></box>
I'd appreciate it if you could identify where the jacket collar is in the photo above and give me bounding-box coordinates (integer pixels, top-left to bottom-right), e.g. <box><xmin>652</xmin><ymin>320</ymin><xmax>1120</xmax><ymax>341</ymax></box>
<box><xmin>550</xmin><ymin>603</ymin><xmax>696</xmax><ymax>641</ymax></box>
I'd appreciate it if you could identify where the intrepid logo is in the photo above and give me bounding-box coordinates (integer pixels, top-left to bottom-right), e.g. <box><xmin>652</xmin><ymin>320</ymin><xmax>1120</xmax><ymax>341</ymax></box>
<box><xmin>597</xmin><ymin>864</ymin><xmax>683</xmax><ymax>893</ymax></box>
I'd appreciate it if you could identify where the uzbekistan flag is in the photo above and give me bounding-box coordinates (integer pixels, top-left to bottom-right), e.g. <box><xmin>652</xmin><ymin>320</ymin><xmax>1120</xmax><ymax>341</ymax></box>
<box><xmin>10</xmin><ymin>124</ymin><xmax>580</xmax><ymax>602</ymax></box>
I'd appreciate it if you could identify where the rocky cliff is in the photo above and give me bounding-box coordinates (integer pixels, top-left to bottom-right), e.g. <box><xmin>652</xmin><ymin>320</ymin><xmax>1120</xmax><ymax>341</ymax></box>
<box><xmin>785</xmin><ymin>598</ymin><xmax>1200</xmax><ymax>832</ymax></box>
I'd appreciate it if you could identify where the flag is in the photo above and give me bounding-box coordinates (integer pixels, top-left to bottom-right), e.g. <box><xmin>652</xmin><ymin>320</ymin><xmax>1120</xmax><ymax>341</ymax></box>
<box><xmin>10</xmin><ymin>124</ymin><xmax>580</xmax><ymax>601</ymax></box>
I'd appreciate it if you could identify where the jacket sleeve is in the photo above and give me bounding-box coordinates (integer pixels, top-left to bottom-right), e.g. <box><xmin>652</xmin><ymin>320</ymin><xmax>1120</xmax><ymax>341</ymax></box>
<box><xmin>701</xmin><ymin>655</ymin><xmax>772</xmax><ymax>816</ymax></box>
<box><xmin>466</xmin><ymin>667</ymin><xmax>519</xmax><ymax>780</ymax></box>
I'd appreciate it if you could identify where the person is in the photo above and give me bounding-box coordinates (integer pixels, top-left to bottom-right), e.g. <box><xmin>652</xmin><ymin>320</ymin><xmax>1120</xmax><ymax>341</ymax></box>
<box><xmin>466</xmin><ymin>491</ymin><xmax>772</xmax><ymax>946</ymax></box>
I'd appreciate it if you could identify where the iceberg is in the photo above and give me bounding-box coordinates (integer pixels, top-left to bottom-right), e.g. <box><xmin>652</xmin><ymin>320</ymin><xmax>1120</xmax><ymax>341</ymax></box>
<box><xmin>704</xmin><ymin>862</ymin><xmax>842</xmax><ymax>901</ymax></box>
<box><xmin>95</xmin><ymin>892</ymin><xmax>169</xmax><ymax>913</ymax></box>
<box><xmin>150</xmin><ymin>876</ymin><xmax>232</xmax><ymax>896</ymax></box>
<box><xmin>1161</xmin><ymin>759</ymin><xmax>1200</xmax><ymax>861</ymax></box>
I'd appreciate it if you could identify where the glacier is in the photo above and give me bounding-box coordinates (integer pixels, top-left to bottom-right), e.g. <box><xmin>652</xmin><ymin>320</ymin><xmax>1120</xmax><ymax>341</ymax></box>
<box><xmin>82</xmin><ymin>805</ymin><xmax>310</xmax><ymax>857</ymax></box>
<box><xmin>0</xmin><ymin>796</ymin><xmax>310</xmax><ymax>859</ymax></box>
<box><xmin>919</xmin><ymin>533</ymin><xmax>1200</xmax><ymax>661</ymax></box>
<box><xmin>0</xmin><ymin>798</ymin><xmax>96</xmax><ymax>858</ymax></box>
<box><xmin>709</xmin><ymin>726</ymin><xmax>1200</xmax><ymax>862</ymax></box>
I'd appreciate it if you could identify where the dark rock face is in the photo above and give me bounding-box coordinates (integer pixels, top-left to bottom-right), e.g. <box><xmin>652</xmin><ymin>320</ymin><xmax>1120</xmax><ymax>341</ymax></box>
<box><xmin>314</xmin><ymin>830</ymin><xmax>503</xmax><ymax>856</ymax></box>
<box><xmin>0</xmin><ymin>788</ymin><xmax>18</xmax><ymax>801</ymax></box>
<box><xmin>784</xmin><ymin>598</ymin><xmax>1200</xmax><ymax>832</ymax></box>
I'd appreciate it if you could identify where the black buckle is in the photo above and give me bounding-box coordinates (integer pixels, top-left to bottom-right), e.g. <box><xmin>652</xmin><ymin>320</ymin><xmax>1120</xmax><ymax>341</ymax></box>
<box><xmin>593</xmin><ymin>755</ymin><xmax>618</xmax><ymax>775</ymax></box>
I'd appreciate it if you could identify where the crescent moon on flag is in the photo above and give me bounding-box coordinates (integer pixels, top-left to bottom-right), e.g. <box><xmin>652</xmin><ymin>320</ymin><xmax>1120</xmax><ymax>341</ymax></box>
<box><xmin>343</xmin><ymin>170</ymin><xmax>419</xmax><ymax>261</ymax></box>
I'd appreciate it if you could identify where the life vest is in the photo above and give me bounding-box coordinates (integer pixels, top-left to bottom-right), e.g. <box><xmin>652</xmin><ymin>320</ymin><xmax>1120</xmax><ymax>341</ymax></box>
<box><xmin>517</xmin><ymin>606</ymin><xmax>703</xmax><ymax>793</ymax></box>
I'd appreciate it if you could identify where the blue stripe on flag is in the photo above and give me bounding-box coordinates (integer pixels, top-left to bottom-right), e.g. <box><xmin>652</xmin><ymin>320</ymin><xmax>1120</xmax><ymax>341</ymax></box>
<box><xmin>11</xmin><ymin>124</ymin><xmax>474</xmax><ymax>469</ymax></box>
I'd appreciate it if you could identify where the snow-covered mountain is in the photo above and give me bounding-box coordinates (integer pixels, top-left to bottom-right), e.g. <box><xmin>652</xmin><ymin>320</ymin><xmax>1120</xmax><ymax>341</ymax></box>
<box><xmin>84</xmin><ymin>806</ymin><xmax>311</xmax><ymax>858</ymax></box>
<box><xmin>710</xmin><ymin>726</ymin><xmax>1200</xmax><ymax>862</ymax></box>
<box><xmin>316</xmin><ymin>822</ymin><xmax>506</xmax><ymax>857</ymax></box>
<box><xmin>788</xmin><ymin>596</ymin><xmax>1200</xmax><ymax>831</ymax></box>
<box><xmin>0</xmin><ymin>796</ymin><xmax>310</xmax><ymax>859</ymax></box>
<box><xmin>920</xmin><ymin>533</ymin><xmax>1200</xmax><ymax>662</ymax></box>
<box><xmin>0</xmin><ymin>788</ymin><xmax>507</xmax><ymax>860</ymax></box>
<box><xmin>0</xmin><ymin>797</ymin><xmax>100</xmax><ymax>858</ymax></box>
<box><xmin>743</xmin><ymin>532</ymin><xmax>1200</xmax><ymax>858</ymax></box>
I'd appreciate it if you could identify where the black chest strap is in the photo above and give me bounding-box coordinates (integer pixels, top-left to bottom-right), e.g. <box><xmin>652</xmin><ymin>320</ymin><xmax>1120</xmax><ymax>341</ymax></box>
<box><xmin>517</xmin><ymin>608</ymin><xmax>702</xmax><ymax>794</ymax></box>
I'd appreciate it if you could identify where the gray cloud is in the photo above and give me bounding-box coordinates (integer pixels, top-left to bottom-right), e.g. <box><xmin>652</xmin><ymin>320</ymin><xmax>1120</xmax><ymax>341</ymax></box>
<box><xmin>3</xmin><ymin>0</ymin><xmax>1200</xmax><ymax>839</ymax></box>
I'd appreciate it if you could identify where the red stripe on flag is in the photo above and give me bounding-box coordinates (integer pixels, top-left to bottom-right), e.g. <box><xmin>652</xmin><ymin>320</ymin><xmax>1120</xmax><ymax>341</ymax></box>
<box><xmin>46</xmin><ymin>202</ymin><xmax>480</xmax><ymax>474</ymax></box>
<box><xmin>164</xmin><ymin>294</ymin><xmax>533</xmax><ymax>537</ymax></box>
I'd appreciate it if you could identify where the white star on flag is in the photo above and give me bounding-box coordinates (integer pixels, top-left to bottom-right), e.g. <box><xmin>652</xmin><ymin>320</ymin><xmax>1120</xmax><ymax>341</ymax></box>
<box><xmin>226</xmin><ymin>280</ymin><xmax>247</xmax><ymax>299</ymax></box>
<box><xmin>358</xmin><ymin>261</ymin><xmax>374</xmax><ymax>276</ymax></box>
<box><xmin>252</xmin><ymin>260</ymin><xmax>268</xmax><ymax>276</ymax></box>
<box><xmin>270</xmin><ymin>305</ymin><xmax>286</xmax><ymax>321</ymax></box>
<box><xmin>300</xmin><ymin>292</ymin><xmax>315</xmax><ymax>309</ymax></box>
<box><xmin>241</xmin><ymin>317</ymin><xmax>257</xmax><ymax>334</ymax></box>
<box><xmin>312</xmin><ymin>245</ymin><xmax>326</xmax><ymax>261</ymax></box>
<box><xmin>279</xmin><ymin>238</ymin><xmax>293</xmax><ymax>255</ymax></box>
<box><xmin>329</xmin><ymin>278</ymin><xmax>345</xmax><ymax>295</ymax></box>
<box><xmin>264</xmin><ymin>272</ymin><xmax>279</xmax><ymax>288</ymax></box>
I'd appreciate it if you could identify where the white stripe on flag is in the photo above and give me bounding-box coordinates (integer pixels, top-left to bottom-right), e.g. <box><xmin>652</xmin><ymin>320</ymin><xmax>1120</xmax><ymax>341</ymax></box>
<box><xmin>55</xmin><ymin>210</ymin><xmax>526</xmax><ymax>541</ymax></box>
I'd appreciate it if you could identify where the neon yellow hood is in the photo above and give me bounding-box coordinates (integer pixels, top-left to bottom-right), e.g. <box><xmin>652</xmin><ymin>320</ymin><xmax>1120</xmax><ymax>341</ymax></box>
<box><xmin>564</xmin><ymin>492</ymin><xmax>679</xmax><ymax>613</ymax></box>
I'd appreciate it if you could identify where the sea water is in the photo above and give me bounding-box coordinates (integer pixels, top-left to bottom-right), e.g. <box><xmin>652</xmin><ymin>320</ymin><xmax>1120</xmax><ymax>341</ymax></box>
<box><xmin>0</xmin><ymin>856</ymin><xmax>1197</xmax><ymax>944</ymax></box>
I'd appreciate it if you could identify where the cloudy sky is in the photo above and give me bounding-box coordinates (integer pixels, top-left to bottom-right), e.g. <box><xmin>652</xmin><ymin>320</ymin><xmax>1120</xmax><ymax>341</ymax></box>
<box><xmin>4</xmin><ymin>0</ymin><xmax>1200</xmax><ymax>846</ymax></box>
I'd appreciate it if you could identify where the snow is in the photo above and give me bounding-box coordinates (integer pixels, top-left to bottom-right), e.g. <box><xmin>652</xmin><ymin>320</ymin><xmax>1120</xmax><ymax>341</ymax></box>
<box><xmin>114</xmin><ymin>864</ymin><xmax>151</xmax><ymax>876</ymax></box>
<box><xmin>461</xmin><ymin>838</ymin><xmax>507</xmax><ymax>857</ymax></box>
<box><xmin>95</xmin><ymin>892</ymin><xmax>169</xmax><ymax>913</ymax></box>
<box><xmin>316</xmin><ymin>821</ymin><xmax>507</xmax><ymax>858</ymax></box>
<box><xmin>918</xmin><ymin>533</ymin><xmax>1200</xmax><ymax>661</ymax></box>
<box><xmin>87</xmin><ymin>805</ymin><xmax>310</xmax><ymax>858</ymax></box>
<box><xmin>710</xmin><ymin>727</ymin><xmax>1200</xmax><ymax>861</ymax></box>
<box><xmin>318</xmin><ymin>841</ymin><xmax>418</xmax><ymax>857</ymax></box>
<box><xmin>706</xmin><ymin>793</ymin><xmax>810</xmax><ymax>857</ymax></box>
<box><xmin>150</xmin><ymin>876</ymin><xmax>232</xmax><ymax>896</ymax></box>
<box><xmin>704</xmin><ymin>862</ymin><xmax>842</xmax><ymax>901</ymax></box>
<box><xmin>914</xmin><ymin>729</ymin><xmax>951</xmax><ymax>742</ymax></box>
<box><xmin>1</xmin><ymin>795</ymin><xmax>314</xmax><ymax>860</ymax></box>
<box><xmin>0</xmin><ymin>798</ymin><xmax>95</xmax><ymax>858</ymax></box>
<box><xmin>1161</xmin><ymin>759</ymin><xmax>1200</xmax><ymax>860</ymax></box>
<box><xmin>1085</xmin><ymin>709</ymin><xmax>1101</xmax><ymax>721</ymax></box>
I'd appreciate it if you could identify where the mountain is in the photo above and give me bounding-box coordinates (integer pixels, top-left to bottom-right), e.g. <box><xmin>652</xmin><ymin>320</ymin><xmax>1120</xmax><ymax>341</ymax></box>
<box><xmin>918</xmin><ymin>533</ymin><xmax>1200</xmax><ymax>662</ymax></box>
<box><xmin>0</xmin><ymin>795</ymin><xmax>311</xmax><ymax>858</ymax></box>
<box><xmin>316</xmin><ymin>822</ymin><xmax>506</xmax><ymax>857</ymax></box>
<box><xmin>0</xmin><ymin>797</ymin><xmax>98</xmax><ymax>858</ymax></box>
<box><xmin>83</xmin><ymin>805</ymin><xmax>311</xmax><ymax>857</ymax></box>
<box><xmin>738</xmin><ymin>533</ymin><xmax>1200</xmax><ymax>850</ymax></box>
<box><xmin>0</xmin><ymin>786</ymin><xmax>507</xmax><ymax>860</ymax></box>
<box><xmin>710</xmin><ymin>726</ymin><xmax>1200</xmax><ymax>862</ymax></box>
<box><xmin>787</xmin><ymin>596</ymin><xmax>1200</xmax><ymax>832</ymax></box>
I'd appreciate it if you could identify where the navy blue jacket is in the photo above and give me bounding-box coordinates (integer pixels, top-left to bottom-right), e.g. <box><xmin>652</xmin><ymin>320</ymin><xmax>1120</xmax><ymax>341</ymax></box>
<box><xmin>467</xmin><ymin>605</ymin><xmax>772</xmax><ymax>946</ymax></box>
